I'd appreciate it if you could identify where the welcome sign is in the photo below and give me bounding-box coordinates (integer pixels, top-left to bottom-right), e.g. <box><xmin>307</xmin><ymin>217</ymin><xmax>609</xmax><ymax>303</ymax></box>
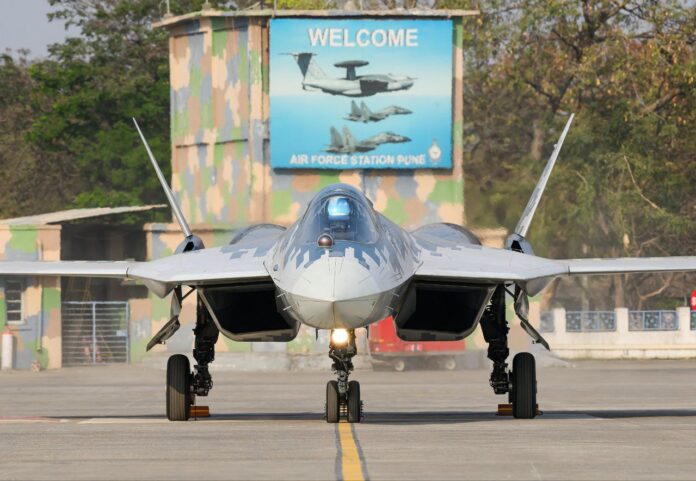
<box><xmin>269</xmin><ymin>18</ymin><xmax>454</xmax><ymax>170</ymax></box>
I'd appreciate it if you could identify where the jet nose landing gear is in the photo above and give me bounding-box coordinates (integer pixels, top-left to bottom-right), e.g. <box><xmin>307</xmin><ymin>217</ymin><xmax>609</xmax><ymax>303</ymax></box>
<box><xmin>325</xmin><ymin>329</ymin><xmax>363</xmax><ymax>423</ymax></box>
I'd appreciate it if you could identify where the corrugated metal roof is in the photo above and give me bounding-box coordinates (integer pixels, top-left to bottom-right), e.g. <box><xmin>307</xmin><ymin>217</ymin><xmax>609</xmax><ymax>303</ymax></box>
<box><xmin>154</xmin><ymin>8</ymin><xmax>480</xmax><ymax>28</ymax></box>
<box><xmin>0</xmin><ymin>205</ymin><xmax>167</xmax><ymax>226</ymax></box>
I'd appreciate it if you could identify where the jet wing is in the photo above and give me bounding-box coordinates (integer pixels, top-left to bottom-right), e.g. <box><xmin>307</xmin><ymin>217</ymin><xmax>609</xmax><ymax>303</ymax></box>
<box><xmin>563</xmin><ymin>257</ymin><xmax>696</xmax><ymax>276</ymax></box>
<box><xmin>415</xmin><ymin>240</ymin><xmax>696</xmax><ymax>296</ymax></box>
<box><xmin>129</xmin><ymin>245</ymin><xmax>271</xmax><ymax>296</ymax></box>
<box><xmin>0</xmin><ymin>245</ymin><xmax>272</xmax><ymax>298</ymax></box>
<box><xmin>0</xmin><ymin>261</ymin><xmax>132</xmax><ymax>278</ymax></box>
<box><xmin>414</xmin><ymin>243</ymin><xmax>567</xmax><ymax>295</ymax></box>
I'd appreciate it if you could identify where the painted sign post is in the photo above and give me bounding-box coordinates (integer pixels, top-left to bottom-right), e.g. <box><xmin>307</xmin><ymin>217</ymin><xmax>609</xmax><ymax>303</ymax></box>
<box><xmin>270</xmin><ymin>18</ymin><xmax>454</xmax><ymax>169</ymax></box>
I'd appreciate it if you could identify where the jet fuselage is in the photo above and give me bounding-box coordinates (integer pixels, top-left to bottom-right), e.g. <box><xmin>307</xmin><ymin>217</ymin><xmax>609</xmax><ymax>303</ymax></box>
<box><xmin>302</xmin><ymin>75</ymin><xmax>415</xmax><ymax>97</ymax></box>
<box><xmin>266</xmin><ymin>184</ymin><xmax>419</xmax><ymax>329</ymax></box>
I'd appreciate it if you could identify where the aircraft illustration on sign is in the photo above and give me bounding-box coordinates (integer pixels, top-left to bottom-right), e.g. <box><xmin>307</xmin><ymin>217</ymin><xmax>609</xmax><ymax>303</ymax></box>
<box><xmin>326</xmin><ymin>126</ymin><xmax>410</xmax><ymax>154</ymax></box>
<box><xmin>3</xmin><ymin>115</ymin><xmax>696</xmax><ymax>424</ymax></box>
<box><xmin>344</xmin><ymin>101</ymin><xmax>412</xmax><ymax>123</ymax></box>
<box><xmin>289</xmin><ymin>52</ymin><xmax>415</xmax><ymax>97</ymax></box>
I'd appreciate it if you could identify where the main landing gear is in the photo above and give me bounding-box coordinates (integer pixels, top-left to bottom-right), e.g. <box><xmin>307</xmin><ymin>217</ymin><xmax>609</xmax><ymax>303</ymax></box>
<box><xmin>481</xmin><ymin>285</ymin><xmax>538</xmax><ymax>419</ymax></box>
<box><xmin>166</xmin><ymin>297</ymin><xmax>219</xmax><ymax>421</ymax></box>
<box><xmin>325</xmin><ymin>329</ymin><xmax>362</xmax><ymax>423</ymax></box>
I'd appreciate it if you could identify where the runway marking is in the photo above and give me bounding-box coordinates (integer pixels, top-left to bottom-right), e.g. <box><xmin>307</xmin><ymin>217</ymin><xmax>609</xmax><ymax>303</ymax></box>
<box><xmin>78</xmin><ymin>418</ymin><xmax>171</xmax><ymax>424</ymax></box>
<box><xmin>336</xmin><ymin>423</ymin><xmax>368</xmax><ymax>481</ymax></box>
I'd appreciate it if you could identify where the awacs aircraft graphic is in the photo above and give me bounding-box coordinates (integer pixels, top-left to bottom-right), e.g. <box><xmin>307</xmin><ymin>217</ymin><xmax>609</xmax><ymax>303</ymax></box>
<box><xmin>326</xmin><ymin>126</ymin><xmax>410</xmax><ymax>154</ymax></box>
<box><xmin>289</xmin><ymin>52</ymin><xmax>415</xmax><ymax>97</ymax></box>
<box><xmin>4</xmin><ymin>115</ymin><xmax>696</xmax><ymax>423</ymax></box>
<box><xmin>344</xmin><ymin>100</ymin><xmax>412</xmax><ymax>123</ymax></box>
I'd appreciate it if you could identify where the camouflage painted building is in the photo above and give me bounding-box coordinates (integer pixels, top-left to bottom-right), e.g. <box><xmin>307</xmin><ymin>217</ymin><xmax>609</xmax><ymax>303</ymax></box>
<box><xmin>154</xmin><ymin>9</ymin><xmax>476</xmax><ymax>228</ymax></box>
<box><xmin>0</xmin><ymin>225</ymin><xmax>61</xmax><ymax>369</ymax></box>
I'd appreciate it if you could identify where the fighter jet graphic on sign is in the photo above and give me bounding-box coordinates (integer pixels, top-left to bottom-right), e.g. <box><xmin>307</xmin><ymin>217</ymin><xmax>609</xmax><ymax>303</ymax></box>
<box><xmin>326</xmin><ymin>126</ymin><xmax>410</xmax><ymax>154</ymax></box>
<box><xmin>344</xmin><ymin>101</ymin><xmax>412</xmax><ymax>123</ymax></box>
<box><xmin>289</xmin><ymin>52</ymin><xmax>415</xmax><ymax>97</ymax></box>
<box><xmin>4</xmin><ymin>115</ymin><xmax>696</xmax><ymax>423</ymax></box>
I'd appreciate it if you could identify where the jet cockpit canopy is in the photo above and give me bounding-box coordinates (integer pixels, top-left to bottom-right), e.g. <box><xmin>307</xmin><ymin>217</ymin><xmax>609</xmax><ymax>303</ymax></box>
<box><xmin>297</xmin><ymin>186</ymin><xmax>379</xmax><ymax>244</ymax></box>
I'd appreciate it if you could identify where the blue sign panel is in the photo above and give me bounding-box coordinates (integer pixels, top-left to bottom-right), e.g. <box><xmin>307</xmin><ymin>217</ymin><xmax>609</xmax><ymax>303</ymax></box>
<box><xmin>270</xmin><ymin>18</ymin><xmax>453</xmax><ymax>169</ymax></box>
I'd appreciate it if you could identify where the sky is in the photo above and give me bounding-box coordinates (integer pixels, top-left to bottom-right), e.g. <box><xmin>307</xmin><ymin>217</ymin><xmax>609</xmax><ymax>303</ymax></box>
<box><xmin>0</xmin><ymin>0</ymin><xmax>79</xmax><ymax>58</ymax></box>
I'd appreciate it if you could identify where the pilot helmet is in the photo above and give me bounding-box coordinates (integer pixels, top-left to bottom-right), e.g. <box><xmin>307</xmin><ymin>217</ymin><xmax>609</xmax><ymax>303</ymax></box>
<box><xmin>327</xmin><ymin>196</ymin><xmax>352</xmax><ymax>222</ymax></box>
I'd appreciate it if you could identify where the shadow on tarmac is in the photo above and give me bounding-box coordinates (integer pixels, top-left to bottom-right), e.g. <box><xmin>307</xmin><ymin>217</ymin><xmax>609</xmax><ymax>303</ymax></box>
<box><xmin>22</xmin><ymin>408</ymin><xmax>696</xmax><ymax>424</ymax></box>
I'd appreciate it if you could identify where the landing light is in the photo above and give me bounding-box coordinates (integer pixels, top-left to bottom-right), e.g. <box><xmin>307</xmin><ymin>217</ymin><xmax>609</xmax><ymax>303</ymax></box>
<box><xmin>330</xmin><ymin>329</ymin><xmax>350</xmax><ymax>346</ymax></box>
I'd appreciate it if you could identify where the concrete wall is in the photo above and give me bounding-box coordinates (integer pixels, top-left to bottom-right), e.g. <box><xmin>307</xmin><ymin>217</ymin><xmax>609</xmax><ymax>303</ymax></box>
<box><xmin>0</xmin><ymin>225</ymin><xmax>62</xmax><ymax>370</ymax></box>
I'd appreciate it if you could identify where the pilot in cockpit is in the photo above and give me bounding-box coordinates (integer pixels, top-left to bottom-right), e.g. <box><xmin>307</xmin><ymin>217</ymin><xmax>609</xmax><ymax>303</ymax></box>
<box><xmin>298</xmin><ymin>191</ymin><xmax>379</xmax><ymax>245</ymax></box>
<box><xmin>326</xmin><ymin>196</ymin><xmax>354</xmax><ymax>241</ymax></box>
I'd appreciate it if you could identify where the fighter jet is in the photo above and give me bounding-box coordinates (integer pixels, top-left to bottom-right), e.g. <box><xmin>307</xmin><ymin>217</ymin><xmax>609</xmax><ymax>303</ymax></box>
<box><xmin>289</xmin><ymin>52</ymin><xmax>415</xmax><ymax>97</ymax></box>
<box><xmin>3</xmin><ymin>115</ymin><xmax>696</xmax><ymax>423</ymax></box>
<box><xmin>326</xmin><ymin>126</ymin><xmax>410</xmax><ymax>154</ymax></box>
<box><xmin>344</xmin><ymin>101</ymin><xmax>412</xmax><ymax>123</ymax></box>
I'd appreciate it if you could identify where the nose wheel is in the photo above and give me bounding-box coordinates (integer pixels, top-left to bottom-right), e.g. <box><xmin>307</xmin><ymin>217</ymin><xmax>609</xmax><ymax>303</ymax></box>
<box><xmin>325</xmin><ymin>380</ymin><xmax>363</xmax><ymax>423</ymax></box>
<box><xmin>325</xmin><ymin>329</ymin><xmax>362</xmax><ymax>423</ymax></box>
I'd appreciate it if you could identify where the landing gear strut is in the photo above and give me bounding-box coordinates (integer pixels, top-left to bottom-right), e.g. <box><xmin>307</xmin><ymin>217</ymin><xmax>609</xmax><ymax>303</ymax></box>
<box><xmin>325</xmin><ymin>329</ymin><xmax>362</xmax><ymax>423</ymax></box>
<box><xmin>480</xmin><ymin>285</ymin><xmax>537</xmax><ymax>418</ymax></box>
<box><xmin>166</xmin><ymin>296</ymin><xmax>218</xmax><ymax>421</ymax></box>
<box><xmin>191</xmin><ymin>296</ymin><xmax>218</xmax><ymax>398</ymax></box>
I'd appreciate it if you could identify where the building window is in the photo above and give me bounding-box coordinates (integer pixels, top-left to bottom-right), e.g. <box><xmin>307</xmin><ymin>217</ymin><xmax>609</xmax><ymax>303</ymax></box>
<box><xmin>5</xmin><ymin>280</ymin><xmax>24</xmax><ymax>325</ymax></box>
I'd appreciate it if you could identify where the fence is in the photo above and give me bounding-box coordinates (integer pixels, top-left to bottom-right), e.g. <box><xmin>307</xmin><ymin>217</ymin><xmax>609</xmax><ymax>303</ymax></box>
<box><xmin>628</xmin><ymin>311</ymin><xmax>679</xmax><ymax>331</ymax></box>
<box><xmin>540</xmin><ymin>309</ymin><xmax>689</xmax><ymax>333</ymax></box>
<box><xmin>532</xmin><ymin>306</ymin><xmax>696</xmax><ymax>359</ymax></box>
<box><xmin>61</xmin><ymin>301</ymin><xmax>130</xmax><ymax>366</ymax></box>
<box><xmin>565</xmin><ymin>311</ymin><xmax>616</xmax><ymax>332</ymax></box>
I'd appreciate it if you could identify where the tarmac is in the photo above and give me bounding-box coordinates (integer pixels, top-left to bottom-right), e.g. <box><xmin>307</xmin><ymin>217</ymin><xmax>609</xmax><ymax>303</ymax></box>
<box><xmin>1</xmin><ymin>359</ymin><xmax>696</xmax><ymax>480</ymax></box>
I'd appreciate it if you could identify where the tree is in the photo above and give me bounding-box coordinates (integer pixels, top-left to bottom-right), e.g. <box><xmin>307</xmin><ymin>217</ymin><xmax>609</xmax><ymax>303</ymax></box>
<box><xmin>462</xmin><ymin>1</ymin><xmax>696</xmax><ymax>308</ymax></box>
<box><xmin>0</xmin><ymin>52</ymin><xmax>77</xmax><ymax>217</ymax></box>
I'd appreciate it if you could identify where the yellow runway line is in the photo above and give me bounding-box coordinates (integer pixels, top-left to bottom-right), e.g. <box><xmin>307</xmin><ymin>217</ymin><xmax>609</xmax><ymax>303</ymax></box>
<box><xmin>336</xmin><ymin>422</ymin><xmax>368</xmax><ymax>481</ymax></box>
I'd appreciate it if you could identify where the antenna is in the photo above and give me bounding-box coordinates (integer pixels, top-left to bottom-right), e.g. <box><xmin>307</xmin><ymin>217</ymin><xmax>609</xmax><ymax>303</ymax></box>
<box><xmin>132</xmin><ymin>118</ymin><xmax>193</xmax><ymax>239</ymax></box>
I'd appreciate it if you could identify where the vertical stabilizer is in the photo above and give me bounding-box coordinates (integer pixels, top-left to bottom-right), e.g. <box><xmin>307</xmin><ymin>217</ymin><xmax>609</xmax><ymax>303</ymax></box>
<box><xmin>292</xmin><ymin>52</ymin><xmax>326</xmax><ymax>80</ymax></box>
<box><xmin>133</xmin><ymin>118</ymin><xmax>192</xmax><ymax>239</ymax></box>
<box><xmin>350</xmin><ymin>101</ymin><xmax>361</xmax><ymax>118</ymax></box>
<box><xmin>360</xmin><ymin>102</ymin><xmax>372</xmax><ymax>122</ymax></box>
<box><xmin>513</xmin><ymin>114</ymin><xmax>575</xmax><ymax>238</ymax></box>
<box><xmin>330</xmin><ymin>127</ymin><xmax>344</xmax><ymax>150</ymax></box>
<box><xmin>342</xmin><ymin>127</ymin><xmax>357</xmax><ymax>150</ymax></box>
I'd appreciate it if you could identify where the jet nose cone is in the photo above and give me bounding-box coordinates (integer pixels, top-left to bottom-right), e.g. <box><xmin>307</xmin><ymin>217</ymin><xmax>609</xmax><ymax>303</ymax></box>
<box><xmin>282</xmin><ymin>254</ymin><xmax>386</xmax><ymax>329</ymax></box>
